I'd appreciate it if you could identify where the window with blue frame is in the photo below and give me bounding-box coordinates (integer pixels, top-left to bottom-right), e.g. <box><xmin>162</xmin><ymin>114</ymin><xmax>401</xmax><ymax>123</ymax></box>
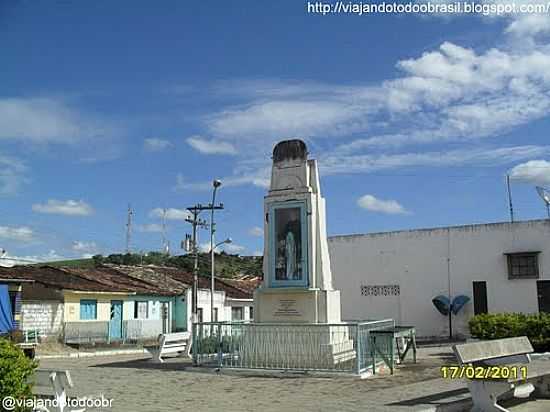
<box><xmin>80</xmin><ymin>299</ymin><xmax>97</xmax><ymax>320</ymax></box>
<box><xmin>269</xmin><ymin>201</ymin><xmax>308</xmax><ymax>288</ymax></box>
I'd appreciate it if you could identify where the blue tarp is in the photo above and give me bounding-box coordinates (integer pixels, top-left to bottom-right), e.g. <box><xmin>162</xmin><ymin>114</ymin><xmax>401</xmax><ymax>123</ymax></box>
<box><xmin>0</xmin><ymin>284</ymin><xmax>14</xmax><ymax>333</ymax></box>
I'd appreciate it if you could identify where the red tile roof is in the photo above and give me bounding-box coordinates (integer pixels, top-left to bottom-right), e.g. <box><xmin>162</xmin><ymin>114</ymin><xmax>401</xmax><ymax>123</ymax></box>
<box><xmin>0</xmin><ymin>264</ymin><xmax>254</xmax><ymax>299</ymax></box>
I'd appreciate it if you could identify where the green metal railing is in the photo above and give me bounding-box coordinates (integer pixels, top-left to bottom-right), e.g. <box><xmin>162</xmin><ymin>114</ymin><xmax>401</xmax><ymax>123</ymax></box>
<box><xmin>192</xmin><ymin>319</ymin><xmax>394</xmax><ymax>374</ymax></box>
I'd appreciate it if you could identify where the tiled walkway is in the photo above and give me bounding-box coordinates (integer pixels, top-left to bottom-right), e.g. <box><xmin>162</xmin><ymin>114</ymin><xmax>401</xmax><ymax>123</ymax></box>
<box><xmin>35</xmin><ymin>346</ymin><xmax>475</xmax><ymax>412</ymax></box>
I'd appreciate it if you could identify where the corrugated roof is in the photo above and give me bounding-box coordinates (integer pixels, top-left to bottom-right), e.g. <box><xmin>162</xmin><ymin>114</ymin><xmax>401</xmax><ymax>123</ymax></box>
<box><xmin>0</xmin><ymin>264</ymin><xmax>255</xmax><ymax>299</ymax></box>
<box><xmin>67</xmin><ymin>266</ymin><xmax>177</xmax><ymax>296</ymax></box>
<box><xmin>217</xmin><ymin>277</ymin><xmax>261</xmax><ymax>295</ymax></box>
<box><xmin>105</xmin><ymin>265</ymin><xmax>187</xmax><ymax>295</ymax></box>
<box><xmin>0</xmin><ymin>266</ymin><xmax>129</xmax><ymax>293</ymax></box>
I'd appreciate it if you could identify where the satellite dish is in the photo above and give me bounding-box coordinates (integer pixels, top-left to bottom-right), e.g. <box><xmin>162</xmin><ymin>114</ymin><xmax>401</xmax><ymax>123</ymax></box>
<box><xmin>451</xmin><ymin>295</ymin><xmax>471</xmax><ymax>315</ymax></box>
<box><xmin>536</xmin><ymin>186</ymin><xmax>550</xmax><ymax>218</ymax></box>
<box><xmin>536</xmin><ymin>186</ymin><xmax>550</xmax><ymax>205</ymax></box>
<box><xmin>432</xmin><ymin>295</ymin><xmax>450</xmax><ymax>316</ymax></box>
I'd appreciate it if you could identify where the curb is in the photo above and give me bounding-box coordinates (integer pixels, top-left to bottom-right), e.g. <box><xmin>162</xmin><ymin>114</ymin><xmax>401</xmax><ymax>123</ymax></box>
<box><xmin>36</xmin><ymin>348</ymin><xmax>149</xmax><ymax>359</ymax></box>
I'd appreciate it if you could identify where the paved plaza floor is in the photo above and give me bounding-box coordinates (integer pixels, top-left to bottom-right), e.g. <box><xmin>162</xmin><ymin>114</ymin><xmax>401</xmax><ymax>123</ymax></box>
<box><xmin>36</xmin><ymin>345</ymin><xmax>475</xmax><ymax>412</ymax></box>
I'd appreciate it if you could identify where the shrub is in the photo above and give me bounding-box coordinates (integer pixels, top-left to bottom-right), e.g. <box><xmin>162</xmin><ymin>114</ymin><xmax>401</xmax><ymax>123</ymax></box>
<box><xmin>196</xmin><ymin>334</ymin><xmax>241</xmax><ymax>354</ymax></box>
<box><xmin>0</xmin><ymin>338</ymin><xmax>38</xmax><ymax>410</ymax></box>
<box><xmin>469</xmin><ymin>313</ymin><xmax>550</xmax><ymax>352</ymax></box>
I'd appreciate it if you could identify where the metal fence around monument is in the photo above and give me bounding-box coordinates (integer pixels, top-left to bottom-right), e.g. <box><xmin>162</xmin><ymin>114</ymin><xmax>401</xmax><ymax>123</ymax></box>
<box><xmin>192</xmin><ymin>319</ymin><xmax>394</xmax><ymax>374</ymax></box>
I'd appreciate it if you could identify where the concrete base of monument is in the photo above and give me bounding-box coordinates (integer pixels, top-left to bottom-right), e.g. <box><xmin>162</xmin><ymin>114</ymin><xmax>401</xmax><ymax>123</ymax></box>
<box><xmin>248</xmin><ymin>288</ymin><xmax>355</xmax><ymax>370</ymax></box>
<box><xmin>253</xmin><ymin>287</ymin><xmax>342</xmax><ymax>323</ymax></box>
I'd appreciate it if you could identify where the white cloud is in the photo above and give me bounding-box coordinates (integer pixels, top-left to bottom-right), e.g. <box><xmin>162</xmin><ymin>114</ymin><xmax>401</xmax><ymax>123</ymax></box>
<box><xmin>357</xmin><ymin>195</ymin><xmax>410</xmax><ymax>215</ymax></box>
<box><xmin>0</xmin><ymin>250</ymin><xmax>64</xmax><ymax>267</ymax></box>
<box><xmin>32</xmin><ymin>199</ymin><xmax>94</xmax><ymax>216</ymax></box>
<box><xmin>144</xmin><ymin>138</ymin><xmax>173</xmax><ymax>152</ymax></box>
<box><xmin>180</xmin><ymin>11</ymin><xmax>550</xmax><ymax>193</ymax></box>
<box><xmin>0</xmin><ymin>226</ymin><xmax>34</xmax><ymax>242</ymax></box>
<box><xmin>0</xmin><ymin>154</ymin><xmax>28</xmax><ymax>196</ymax></box>
<box><xmin>71</xmin><ymin>241</ymin><xmax>98</xmax><ymax>253</ymax></box>
<box><xmin>174</xmin><ymin>170</ymin><xmax>269</xmax><ymax>192</ymax></box>
<box><xmin>202</xmin><ymin>31</ymin><xmax>550</xmax><ymax>156</ymax></box>
<box><xmin>222</xmin><ymin>243</ymin><xmax>246</xmax><ymax>255</ymax></box>
<box><xmin>0</xmin><ymin>97</ymin><xmax>111</xmax><ymax>144</ymax></box>
<box><xmin>505</xmin><ymin>13</ymin><xmax>550</xmax><ymax>37</ymax></box>
<box><xmin>136</xmin><ymin>223</ymin><xmax>164</xmax><ymax>233</ymax></box>
<box><xmin>177</xmin><ymin>145</ymin><xmax>550</xmax><ymax>191</ymax></box>
<box><xmin>186</xmin><ymin>136</ymin><xmax>237</xmax><ymax>155</ymax></box>
<box><xmin>198</xmin><ymin>242</ymin><xmax>211</xmax><ymax>253</ymax></box>
<box><xmin>207</xmin><ymin>99</ymin><xmax>372</xmax><ymax>141</ymax></box>
<box><xmin>248</xmin><ymin>226</ymin><xmax>263</xmax><ymax>237</ymax></box>
<box><xmin>321</xmin><ymin>145</ymin><xmax>550</xmax><ymax>175</ymax></box>
<box><xmin>509</xmin><ymin>160</ymin><xmax>550</xmax><ymax>185</ymax></box>
<box><xmin>149</xmin><ymin>207</ymin><xmax>190</xmax><ymax>221</ymax></box>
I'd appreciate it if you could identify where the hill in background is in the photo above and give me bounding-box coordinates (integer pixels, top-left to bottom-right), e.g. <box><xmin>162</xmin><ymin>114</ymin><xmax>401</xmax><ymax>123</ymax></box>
<box><xmin>44</xmin><ymin>251</ymin><xmax>263</xmax><ymax>279</ymax></box>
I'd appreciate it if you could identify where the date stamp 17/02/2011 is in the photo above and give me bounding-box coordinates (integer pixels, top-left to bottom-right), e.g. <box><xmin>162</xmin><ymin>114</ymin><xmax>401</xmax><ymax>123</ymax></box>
<box><xmin>441</xmin><ymin>365</ymin><xmax>528</xmax><ymax>380</ymax></box>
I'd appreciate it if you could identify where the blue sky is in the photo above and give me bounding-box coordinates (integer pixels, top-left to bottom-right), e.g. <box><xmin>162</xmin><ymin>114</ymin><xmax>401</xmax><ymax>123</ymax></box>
<box><xmin>1</xmin><ymin>0</ymin><xmax>550</xmax><ymax>262</ymax></box>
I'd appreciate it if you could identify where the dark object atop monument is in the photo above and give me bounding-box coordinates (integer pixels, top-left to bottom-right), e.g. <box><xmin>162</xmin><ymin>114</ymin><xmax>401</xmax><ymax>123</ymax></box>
<box><xmin>273</xmin><ymin>139</ymin><xmax>307</xmax><ymax>163</ymax></box>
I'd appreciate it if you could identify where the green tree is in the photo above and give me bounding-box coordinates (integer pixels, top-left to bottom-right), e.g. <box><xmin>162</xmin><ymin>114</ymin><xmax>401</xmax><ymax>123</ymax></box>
<box><xmin>0</xmin><ymin>338</ymin><xmax>38</xmax><ymax>411</ymax></box>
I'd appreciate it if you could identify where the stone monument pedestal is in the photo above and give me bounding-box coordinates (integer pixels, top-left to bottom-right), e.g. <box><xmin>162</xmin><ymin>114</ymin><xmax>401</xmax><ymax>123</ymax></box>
<box><xmin>249</xmin><ymin>140</ymin><xmax>355</xmax><ymax>369</ymax></box>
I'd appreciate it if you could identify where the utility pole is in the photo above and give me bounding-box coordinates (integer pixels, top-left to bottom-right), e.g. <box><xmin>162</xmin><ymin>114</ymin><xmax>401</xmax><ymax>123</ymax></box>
<box><xmin>126</xmin><ymin>204</ymin><xmax>133</xmax><ymax>253</ymax></box>
<box><xmin>185</xmin><ymin>205</ymin><xmax>209</xmax><ymax>326</ymax></box>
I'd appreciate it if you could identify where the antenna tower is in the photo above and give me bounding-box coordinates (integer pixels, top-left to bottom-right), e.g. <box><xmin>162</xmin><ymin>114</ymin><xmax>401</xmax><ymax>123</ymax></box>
<box><xmin>126</xmin><ymin>204</ymin><xmax>133</xmax><ymax>253</ymax></box>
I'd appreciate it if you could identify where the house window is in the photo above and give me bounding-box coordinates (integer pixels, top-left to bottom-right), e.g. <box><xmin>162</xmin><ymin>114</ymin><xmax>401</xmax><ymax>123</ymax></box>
<box><xmin>80</xmin><ymin>300</ymin><xmax>97</xmax><ymax>320</ymax></box>
<box><xmin>197</xmin><ymin>308</ymin><xmax>203</xmax><ymax>323</ymax></box>
<box><xmin>232</xmin><ymin>307</ymin><xmax>243</xmax><ymax>321</ymax></box>
<box><xmin>506</xmin><ymin>252</ymin><xmax>540</xmax><ymax>279</ymax></box>
<box><xmin>212</xmin><ymin>308</ymin><xmax>218</xmax><ymax>322</ymax></box>
<box><xmin>249</xmin><ymin>306</ymin><xmax>254</xmax><ymax>320</ymax></box>
<box><xmin>134</xmin><ymin>301</ymin><xmax>148</xmax><ymax>319</ymax></box>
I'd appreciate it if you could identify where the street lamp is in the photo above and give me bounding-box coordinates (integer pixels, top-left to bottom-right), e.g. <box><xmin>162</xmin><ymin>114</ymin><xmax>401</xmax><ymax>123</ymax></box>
<box><xmin>211</xmin><ymin>179</ymin><xmax>222</xmax><ymax>323</ymax></box>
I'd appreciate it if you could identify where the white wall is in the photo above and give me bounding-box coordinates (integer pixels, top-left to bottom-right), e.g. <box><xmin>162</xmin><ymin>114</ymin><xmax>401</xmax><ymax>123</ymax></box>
<box><xmin>226</xmin><ymin>299</ymin><xmax>254</xmax><ymax>321</ymax></box>
<box><xmin>21</xmin><ymin>300</ymin><xmax>64</xmax><ymax>338</ymax></box>
<box><xmin>124</xmin><ymin>299</ymin><xmax>174</xmax><ymax>333</ymax></box>
<box><xmin>329</xmin><ymin>220</ymin><xmax>550</xmax><ymax>338</ymax></box>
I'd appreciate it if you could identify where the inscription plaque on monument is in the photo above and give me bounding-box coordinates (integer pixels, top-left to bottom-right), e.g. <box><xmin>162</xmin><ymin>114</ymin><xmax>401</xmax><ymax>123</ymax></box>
<box><xmin>273</xmin><ymin>299</ymin><xmax>301</xmax><ymax>317</ymax></box>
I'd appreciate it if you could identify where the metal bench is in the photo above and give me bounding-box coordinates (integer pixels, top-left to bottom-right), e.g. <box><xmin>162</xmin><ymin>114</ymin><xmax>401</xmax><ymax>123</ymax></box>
<box><xmin>146</xmin><ymin>331</ymin><xmax>191</xmax><ymax>363</ymax></box>
<box><xmin>452</xmin><ymin>336</ymin><xmax>550</xmax><ymax>412</ymax></box>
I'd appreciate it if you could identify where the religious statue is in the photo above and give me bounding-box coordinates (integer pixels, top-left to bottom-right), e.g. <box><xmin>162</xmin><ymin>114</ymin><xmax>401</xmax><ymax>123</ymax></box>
<box><xmin>275</xmin><ymin>207</ymin><xmax>302</xmax><ymax>281</ymax></box>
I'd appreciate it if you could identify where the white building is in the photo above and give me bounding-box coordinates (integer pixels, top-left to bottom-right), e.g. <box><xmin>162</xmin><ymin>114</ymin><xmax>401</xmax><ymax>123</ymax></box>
<box><xmin>328</xmin><ymin>219</ymin><xmax>550</xmax><ymax>339</ymax></box>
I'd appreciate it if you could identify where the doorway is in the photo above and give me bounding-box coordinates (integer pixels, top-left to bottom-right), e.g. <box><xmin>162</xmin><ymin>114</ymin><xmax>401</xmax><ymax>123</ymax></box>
<box><xmin>161</xmin><ymin>302</ymin><xmax>169</xmax><ymax>334</ymax></box>
<box><xmin>109</xmin><ymin>300</ymin><xmax>123</xmax><ymax>341</ymax></box>
<box><xmin>472</xmin><ymin>281</ymin><xmax>488</xmax><ymax>315</ymax></box>
<box><xmin>537</xmin><ymin>281</ymin><xmax>550</xmax><ymax>313</ymax></box>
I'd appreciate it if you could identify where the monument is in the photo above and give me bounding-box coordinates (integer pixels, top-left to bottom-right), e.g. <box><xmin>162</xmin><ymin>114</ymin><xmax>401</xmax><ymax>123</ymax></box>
<box><xmin>251</xmin><ymin>139</ymin><xmax>354</xmax><ymax>368</ymax></box>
